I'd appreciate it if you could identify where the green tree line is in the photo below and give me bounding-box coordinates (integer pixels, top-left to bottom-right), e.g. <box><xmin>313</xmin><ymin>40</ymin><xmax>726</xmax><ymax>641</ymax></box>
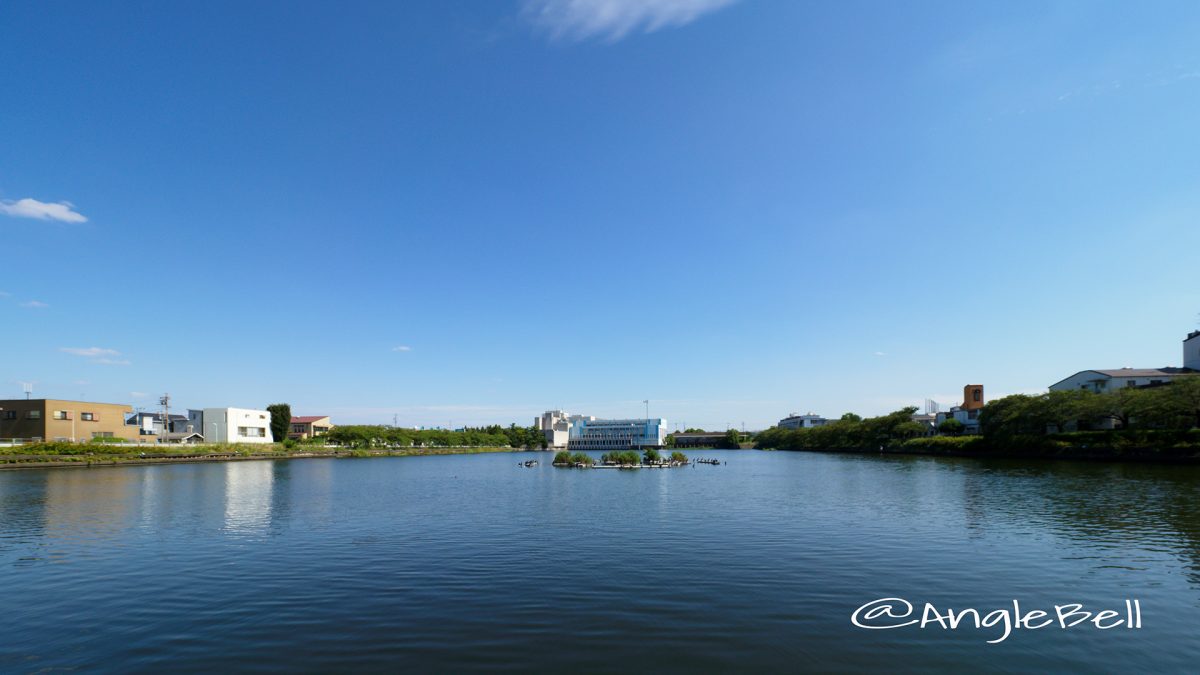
<box><xmin>979</xmin><ymin>376</ymin><xmax>1200</xmax><ymax>439</ymax></box>
<box><xmin>326</xmin><ymin>423</ymin><xmax>546</xmax><ymax>449</ymax></box>
<box><xmin>755</xmin><ymin>408</ymin><xmax>928</xmax><ymax>450</ymax></box>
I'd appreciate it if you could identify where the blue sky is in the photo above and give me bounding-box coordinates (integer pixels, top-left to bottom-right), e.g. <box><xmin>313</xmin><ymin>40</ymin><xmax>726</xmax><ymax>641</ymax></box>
<box><xmin>2</xmin><ymin>0</ymin><xmax>1199</xmax><ymax>430</ymax></box>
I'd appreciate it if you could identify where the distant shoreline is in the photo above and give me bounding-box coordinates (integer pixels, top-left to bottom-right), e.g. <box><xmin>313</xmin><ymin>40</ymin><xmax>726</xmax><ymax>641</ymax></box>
<box><xmin>0</xmin><ymin>445</ymin><xmax>536</xmax><ymax>471</ymax></box>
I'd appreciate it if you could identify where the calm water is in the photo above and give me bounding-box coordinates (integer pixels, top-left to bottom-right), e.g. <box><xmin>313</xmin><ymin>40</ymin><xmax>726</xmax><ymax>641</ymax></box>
<box><xmin>2</xmin><ymin>450</ymin><xmax>1199</xmax><ymax>673</ymax></box>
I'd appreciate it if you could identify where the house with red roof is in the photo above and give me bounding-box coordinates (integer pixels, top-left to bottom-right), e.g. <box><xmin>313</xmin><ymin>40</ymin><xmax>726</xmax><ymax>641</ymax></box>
<box><xmin>289</xmin><ymin>415</ymin><xmax>334</xmax><ymax>440</ymax></box>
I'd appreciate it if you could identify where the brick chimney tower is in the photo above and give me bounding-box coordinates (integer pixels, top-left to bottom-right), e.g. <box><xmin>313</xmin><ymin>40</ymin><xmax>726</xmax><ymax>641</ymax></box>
<box><xmin>962</xmin><ymin>384</ymin><xmax>984</xmax><ymax>411</ymax></box>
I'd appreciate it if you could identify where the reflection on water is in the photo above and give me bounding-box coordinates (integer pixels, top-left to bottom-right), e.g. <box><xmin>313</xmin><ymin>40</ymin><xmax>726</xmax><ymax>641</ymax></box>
<box><xmin>223</xmin><ymin>461</ymin><xmax>275</xmax><ymax>534</ymax></box>
<box><xmin>1</xmin><ymin>452</ymin><xmax>1200</xmax><ymax>672</ymax></box>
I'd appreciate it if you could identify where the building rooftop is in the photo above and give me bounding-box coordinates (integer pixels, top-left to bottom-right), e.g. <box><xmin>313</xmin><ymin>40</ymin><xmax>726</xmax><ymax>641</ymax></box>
<box><xmin>291</xmin><ymin>416</ymin><xmax>329</xmax><ymax>424</ymax></box>
<box><xmin>1089</xmin><ymin>367</ymin><xmax>1197</xmax><ymax>378</ymax></box>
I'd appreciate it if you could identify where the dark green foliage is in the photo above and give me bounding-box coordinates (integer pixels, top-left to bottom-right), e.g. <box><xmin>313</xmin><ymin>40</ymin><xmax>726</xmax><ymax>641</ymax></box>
<box><xmin>266</xmin><ymin>403</ymin><xmax>291</xmax><ymax>443</ymax></box>
<box><xmin>979</xmin><ymin>378</ymin><xmax>1200</xmax><ymax>439</ymax></box>
<box><xmin>937</xmin><ymin>418</ymin><xmax>965</xmax><ymax>435</ymax></box>
<box><xmin>601</xmin><ymin>450</ymin><xmax>641</xmax><ymax>465</ymax></box>
<box><xmin>721</xmin><ymin>428</ymin><xmax>741</xmax><ymax>448</ymax></box>
<box><xmin>325</xmin><ymin>423</ymin><xmax>545</xmax><ymax>449</ymax></box>
<box><xmin>643</xmin><ymin>448</ymin><xmax>661</xmax><ymax>463</ymax></box>
<box><xmin>755</xmin><ymin>407</ymin><xmax>921</xmax><ymax>450</ymax></box>
<box><xmin>669</xmin><ymin>450</ymin><xmax>688</xmax><ymax>463</ymax></box>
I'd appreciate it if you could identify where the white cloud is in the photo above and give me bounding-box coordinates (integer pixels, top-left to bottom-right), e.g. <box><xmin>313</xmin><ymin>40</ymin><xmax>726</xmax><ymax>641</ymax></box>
<box><xmin>60</xmin><ymin>347</ymin><xmax>120</xmax><ymax>357</ymax></box>
<box><xmin>873</xmin><ymin>351</ymin><xmax>886</xmax><ymax>357</ymax></box>
<box><xmin>73</xmin><ymin>380</ymin><xmax>90</xmax><ymax>386</ymax></box>
<box><xmin>392</xmin><ymin>345</ymin><xmax>412</xmax><ymax>352</ymax></box>
<box><xmin>130</xmin><ymin>391</ymin><xmax>148</xmax><ymax>398</ymax></box>
<box><xmin>522</xmin><ymin>0</ymin><xmax>737</xmax><ymax>42</ymax></box>
<box><xmin>21</xmin><ymin>300</ymin><xmax>49</xmax><ymax>308</ymax></box>
<box><xmin>0</xmin><ymin>197</ymin><xmax>88</xmax><ymax>223</ymax></box>
<box><xmin>60</xmin><ymin>346</ymin><xmax>131</xmax><ymax>366</ymax></box>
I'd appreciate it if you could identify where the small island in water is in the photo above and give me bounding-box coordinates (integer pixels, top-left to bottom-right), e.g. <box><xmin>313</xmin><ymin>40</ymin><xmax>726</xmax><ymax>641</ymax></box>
<box><xmin>553</xmin><ymin>448</ymin><xmax>692</xmax><ymax>469</ymax></box>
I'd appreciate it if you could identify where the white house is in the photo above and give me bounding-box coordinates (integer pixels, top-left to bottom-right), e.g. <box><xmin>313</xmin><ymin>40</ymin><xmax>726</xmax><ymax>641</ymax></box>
<box><xmin>778</xmin><ymin>413</ymin><xmax>829</xmax><ymax>430</ymax></box>
<box><xmin>1049</xmin><ymin>330</ymin><xmax>1200</xmax><ymax>393</ymax></box>
<box><xmin>192</xmin><ymin>407</ymin><xmax>274</xmax><ymax>444</ymax></box>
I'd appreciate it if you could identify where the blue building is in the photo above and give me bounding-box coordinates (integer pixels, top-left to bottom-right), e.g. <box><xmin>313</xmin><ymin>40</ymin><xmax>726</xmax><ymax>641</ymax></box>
<box><xmin>567</xmin><ymin>418</ymin><xmax>667</xmax><ymax>451</ymax></box>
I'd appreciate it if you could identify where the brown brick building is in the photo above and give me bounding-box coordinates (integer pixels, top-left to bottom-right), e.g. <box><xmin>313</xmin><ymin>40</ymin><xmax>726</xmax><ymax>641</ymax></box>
<box><xmin>0</xmin><ymin>399</ymin><xmax>139</xmax><ymax>442</ymax></box>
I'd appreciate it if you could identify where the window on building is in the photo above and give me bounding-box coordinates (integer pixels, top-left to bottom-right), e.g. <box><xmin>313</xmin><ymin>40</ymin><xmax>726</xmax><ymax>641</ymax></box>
<box><xmin>53</xmin><ymin>410</ymin><xmax>72</xmax><ymax>420</ymax></box>
<box><xmin>2</xmin><ymin>411</ymin><xmax>15</xmax><ymax>420</ymax></box>
<box><xmin>1150</xmin><ymin>380</ymin><xmax>1164</xmax><ymax>385</ymax></box>
<box><xmin>1126</xmin><ymin>380</ymin><xmax>1137</xmax><ymax>387</ymax></box>
<box><xmin>973</xmin><ymin>389</ymin><xmax>981</xmax><ymax>402</ymax></box>
<box><xmin>27</xmin><ymin>410</ymin><xmax>41</xmax><ymax>420</ymax></box>
<box><xmin>81</xmin><ymin>412</ymin><xmax>95</xmax><ymax>421</ymax></box>
<box><xmin>92</xmin><ymin>431</ymin><xmax>114</xmax><ymax>439</ymax></box>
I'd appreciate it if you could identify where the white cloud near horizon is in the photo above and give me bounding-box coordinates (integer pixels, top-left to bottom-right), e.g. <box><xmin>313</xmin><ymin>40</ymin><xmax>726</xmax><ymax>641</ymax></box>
<box><xmin>522</xmin><ymin>0</ymin><xmax>737</xmax><ymax>42</ymax></box>
<box><xmin>0</xmin><ymin>197</ymin><xmax>88</xmax><ymax>223</ymax></box>
<box><xmin>21</xmin><ymin>300</ymin><xmax>49</xmax><ymax>308</ymax></box>
<box><xmin>392</xmin><ymin>345</ymin><xmax>412</xmax><ymax>352</ymax></box>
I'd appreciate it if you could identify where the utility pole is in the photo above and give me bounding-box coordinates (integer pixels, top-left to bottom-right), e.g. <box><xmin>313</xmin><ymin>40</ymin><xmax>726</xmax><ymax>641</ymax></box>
<box><xmin>159</xmin><ymin>393</ymin><xmax>170</xmax><ymax>444</ymax></box>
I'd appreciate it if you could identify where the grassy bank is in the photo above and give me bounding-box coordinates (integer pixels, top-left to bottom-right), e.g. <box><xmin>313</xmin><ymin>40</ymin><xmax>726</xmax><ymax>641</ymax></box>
<box><xmin>0</xmin><ymin>442</ymin><xmax>533</xmax><ymax>470</ymax></box>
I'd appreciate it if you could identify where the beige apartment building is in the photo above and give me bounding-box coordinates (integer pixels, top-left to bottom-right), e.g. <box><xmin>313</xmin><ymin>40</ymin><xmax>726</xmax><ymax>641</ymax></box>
<box><xmin>0</xmin><ymin>399</ymin><xmax>139</xmax><ymax>442</ymax></box>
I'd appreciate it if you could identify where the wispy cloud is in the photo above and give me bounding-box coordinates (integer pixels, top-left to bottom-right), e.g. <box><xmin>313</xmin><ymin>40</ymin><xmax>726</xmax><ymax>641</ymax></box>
<box><xmin>60</xmin><ymin>346</ymin><xmax>131</xmax><ymax>366</ymax></box>
<box><xmin>873</xmin><ymin>351</ymin><xmax>886</xmax><ymax>357</ymax></box>
<box><xmin>60</xmin><ymin>347</ymin><xmax>120</xmax><ymax>357</ymax></box>
<box><xmin>522</xmin><ymin>0</ymin><xmax>737</xmax><ymax>42</ymax></box>
<box><xmin>392</xmin><ymin>345</ymin><xmax>412</xmax><ymax>352</ymax></box>
<box><xmin>130</xmin><ymin>391</ymin><xmax>148</xmax><ymax>398</ymax></box>
<box><xmin>21</xmin><ymin>300</ymin><xmax>49</xmax><ymax>309</ymax></box>
<box><xmin>0</xmin><ymin>197</ymin><xmax>88</xmax><ymax>223</ymax></box>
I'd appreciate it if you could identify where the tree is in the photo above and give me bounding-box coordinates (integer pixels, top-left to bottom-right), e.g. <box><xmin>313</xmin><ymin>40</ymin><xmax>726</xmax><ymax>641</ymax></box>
<box><xmin>721</xmin><ymin>428</ymin><xmax>741</xmax><ymax>448</ymax></box>
<box><xmin>643</xmin><ymin>448</ymin><xmax>661</xmax><ymax>464</ymax></box>
<box><xmin>266</xmin><ymin>403</ymin><xmax>291</xmax><ymax>443</ymax></box>
<box><xmin>938</xmin><ymin>418</ymin><xmax>965</xmax><ymax>436</ymax></box>
<box><xmin>670</xmin><ymin>450</ymin><xmax>688</xmax><ymax>463</ymax></box>
<box><xmin>840</xmin><ymin>412</ymin><xmax>863</xmax><ymax>423</ymax></box>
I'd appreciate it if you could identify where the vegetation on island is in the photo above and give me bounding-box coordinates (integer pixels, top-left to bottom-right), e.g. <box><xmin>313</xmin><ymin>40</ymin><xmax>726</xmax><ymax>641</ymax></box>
<box><xmin>553</xmin><ymin>451</ymin><xmax>594</xmax><ymax>466</ymax></box>
<box><xmin>600</xmin><ymin>450</ymin><xmax>642</xmax><ymax>465</ymax></box>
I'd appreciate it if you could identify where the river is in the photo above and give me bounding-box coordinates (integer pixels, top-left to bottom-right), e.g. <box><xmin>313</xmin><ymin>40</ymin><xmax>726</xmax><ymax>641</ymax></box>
<box><xmin>2</xmin><ymin>450</ymin><xmax>1198</xmax><ymax>672</ymax></box>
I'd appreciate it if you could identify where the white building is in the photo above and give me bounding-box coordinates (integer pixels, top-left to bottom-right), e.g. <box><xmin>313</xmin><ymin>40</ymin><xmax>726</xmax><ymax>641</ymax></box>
<box><xmin>778</xmin><ymin>413</ymin><xmax>828</xmax><ymax>430</ymax></box>
<box><xmin>567</xmin><ymin>418</ymin><xmax>667</xmax><ymax>451</ymax></box>
<box><xmin>190</xmin><ymin>407</ymin><xmax>274</xmax><ymax>444</ymax></box>
<box><xmin>536</xmin><ymin>410</ymin><xmax>594</xmax><ymax>449</ymax></box>
<box><xmin>1049</xmin><ymin>331</ymin><xmax>1200</xmax><ymax>393</ymax></box>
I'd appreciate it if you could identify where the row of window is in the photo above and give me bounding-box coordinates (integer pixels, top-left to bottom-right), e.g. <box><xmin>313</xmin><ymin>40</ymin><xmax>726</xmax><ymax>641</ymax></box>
<box><xmin>237</xmin><ymin>426</ymin><xmax>266</xmax><ymax>437</ymax></box>
<box><xmin>2</xmin><ymin>410</ymin><xmax>100</xmax><ymax>421</ymax></box>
